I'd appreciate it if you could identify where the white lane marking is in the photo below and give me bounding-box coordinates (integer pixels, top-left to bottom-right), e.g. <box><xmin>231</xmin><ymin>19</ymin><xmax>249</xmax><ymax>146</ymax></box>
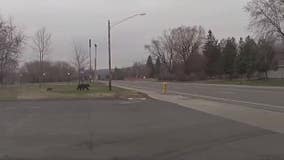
<box><xmin>114</xmin><ymin>82</ymin><xmax>284</xmax><ymax>110</ymax></box>
<box><xmin>114</xmin><ymin>83</ymin><xmax>284</xmax><ymax>111</ymax></box>
<box><xmin>221</xmin><ymin>91</ymin><xmax>236</xmax><ymax>95</ymax></box>
<box><xmin>171</xmin><ymin>82</ymin><xmax>284</xmax><ymax>90</ymax></box>
<box><xmin>1</xmin><ymin>106</ymin><xmax>41</xmax><ymax>111</ymax></box>
<box><xmin>170</xmin><ymin>91</ymin><xmax>284</xmax><ymax>111</ymax></box>
<box><xmin>30</xmin><ymin>106</ymin><xmax>41</xmax><ymax>109</ymax></box>
<box><xmin>169</xmin><ymin>83</ymin><xmax>283</xmax><ymax>95</ymax></box>
<box><xmin>3</xmin><ymin>107</ymin><xmax>17</xmax><ymax>111</ymax></box>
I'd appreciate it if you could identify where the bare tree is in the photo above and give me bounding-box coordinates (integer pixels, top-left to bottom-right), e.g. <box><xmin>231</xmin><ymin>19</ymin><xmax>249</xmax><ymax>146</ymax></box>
<box><xmin>145</xmin><ymin>40</ymin><xmax>171</xmax><ymax>72</ymax></box>
<box><xmin>170</xmin><ymin>26</ymin><xmax>205</xmax><ymax>66</ymax></box>
<box><xmin>160</xmin><ymin>30</ymin><xmax>176</xmax><ymax>73</ymax></box>
<box><xmin>72</xmin><ymin>42</ymin><xmax>88</xmax><ymax>84</ymax></box>
<box><xmin>145</xmin><ymin>32</ymin><xmax>177</xmax><ymax>73</ymax></box>
<box><xmin>32</xmin><ymin>27</ymin><xmax>52</xmax><ymax>86</ymax></box>
<box><xmin>145</xmin><ymin>25</ymin><xmax>205</xmax><ymax>74</ymax></box>
<box><xmin>245</xmin><ymin>0</ymin><xmax>284</xmax><ymax>39</ymax></box>
<box><xmin>0</xmin><ymin>17</ymin><xmax>24</xmax><ymax>84</ymax></box>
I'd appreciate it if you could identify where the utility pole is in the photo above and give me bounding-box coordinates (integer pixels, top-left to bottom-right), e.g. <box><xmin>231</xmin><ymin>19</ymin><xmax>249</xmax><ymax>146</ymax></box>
<box><xmin>89</xmin><ymin>39</ymin><xmax>92</xmax><ymax>83</ymax></box>
<box><xmin>107</xmin><ymin>13</ymin><xmax>146</xmax><ymax>91</ymax></box>
<box><xmin>108</xmin><ymin>20</ymin><xmax>112</xmax><ymax>91</ymax></box>
<box><xmin>94</xmin><ymin>44</ymin><xmax>98</xmax><ymax>82</ymax></box>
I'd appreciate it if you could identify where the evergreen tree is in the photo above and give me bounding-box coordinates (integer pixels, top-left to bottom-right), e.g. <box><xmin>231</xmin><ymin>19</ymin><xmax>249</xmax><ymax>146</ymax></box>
<box><xmin>113</xmin><ymin>67</ymin><xmax>125</xmax><ymax>80</ymax></box>
<box><xmin>146</xmin><ymin>56</ymin><xmax>155</xmax><ymax>78</ymax></box>
<box><xmin>216</xmin><ymin>39</ymin><xmax>227</xmax><ymax>76</ymax></box>
<box><xmin>256</xmin><ymin>38</ymin><xmax>278</xmax><ymax>80</ymax></box>
<box><xmin>204</xmin><ymin>30</ymin><xmax>221</xmax><ymax>78</ymax></box>
<box><xmin>236</xmin><ymin>37</ymin><xmax>246</xmax><ymax>76</ymax></box>
<box><xmin>222</xmin><ymin>37</ymin><xmax>238</xmax><ymax>79</ymax></box>
<box><xmin>236</xmin><ymin>36</ymin><xmax>258</xmax><ymax>79</ymax></box>
<box><xmin>155</xmin><ymin>57</ymin><xmax>161</xmax><ymax>77</ymax></box>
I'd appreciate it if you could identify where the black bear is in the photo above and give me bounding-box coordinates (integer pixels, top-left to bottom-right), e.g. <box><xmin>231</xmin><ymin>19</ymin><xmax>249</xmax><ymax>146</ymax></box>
<box><xmin>46</xmin><ymin>88</ymin><xmax>53</xmax><ymax>92</ymax></box>
<box><xmin>77</xmin><ymin>84</ymin><xmax>90</xmax><ymax>91</ymax></box>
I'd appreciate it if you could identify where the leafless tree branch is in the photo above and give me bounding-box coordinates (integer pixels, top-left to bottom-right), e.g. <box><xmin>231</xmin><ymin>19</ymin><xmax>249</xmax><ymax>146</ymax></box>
<box><xmin>245</xmin><ymin>0</ymin><xmax>284</xmax><ymax>39</ymax></box>
<box><xmin>32</xmin><ymin>27</ymin><xmax>52</xmax><ymax>86</ymax></box>
<box><xmin>0</xmin><ymin>16</ymin><xmax>24</xmax><ymax>84</ymax></box>
<box><xmin>72</xmin><ymin>41</ymin><xmax>88</xmax><ymax>83</ymax></box>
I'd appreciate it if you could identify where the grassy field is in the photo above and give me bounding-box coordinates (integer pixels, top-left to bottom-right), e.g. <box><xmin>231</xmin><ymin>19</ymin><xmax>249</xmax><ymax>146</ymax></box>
<box><xmin>0</xmin><ymin>83</ymin><xmax>146</xmax><ymax>101</ymax></box>
<box><xmin>205</xmin><ymin>79</ymin><xmax>284</xmax><ymax>87</ymax></box>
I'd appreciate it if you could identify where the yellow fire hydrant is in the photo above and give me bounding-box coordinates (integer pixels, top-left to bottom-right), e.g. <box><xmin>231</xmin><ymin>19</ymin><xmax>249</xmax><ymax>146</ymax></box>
<box><xmin>162</xmin><ymin>82</ymin><xmax>168</xmax><ymax>94</ymax></box>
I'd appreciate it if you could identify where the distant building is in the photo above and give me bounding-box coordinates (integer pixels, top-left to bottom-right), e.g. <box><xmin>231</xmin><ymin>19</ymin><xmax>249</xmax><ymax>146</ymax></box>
<box><xmin>269</xmin><ymin>42</ymin><xmax>284</xmax><ymax>79</ymax></box>
<box><xmin>97</xmin><ymin>69</ymin><xmax>110</xmax><ymax>80</ymax></box>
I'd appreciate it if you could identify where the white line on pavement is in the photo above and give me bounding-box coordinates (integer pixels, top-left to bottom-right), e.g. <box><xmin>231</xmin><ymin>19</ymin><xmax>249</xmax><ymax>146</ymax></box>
<box><xmin>170</xmin><ymin>91</ymin><xmax>284</xmax><ymax>111</ymax></box>
<box><xmin>114</xmin><ymin>83</ymin><xmax>284</xmax><ymax>112</ymax></box>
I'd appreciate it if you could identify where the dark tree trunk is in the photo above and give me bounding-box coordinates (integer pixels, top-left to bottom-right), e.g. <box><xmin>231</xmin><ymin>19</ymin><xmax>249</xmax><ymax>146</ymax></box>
<box><xmin>265</xmin><ymin>71</ymin><xmax>269</xmax><ymax>80</ymax></box>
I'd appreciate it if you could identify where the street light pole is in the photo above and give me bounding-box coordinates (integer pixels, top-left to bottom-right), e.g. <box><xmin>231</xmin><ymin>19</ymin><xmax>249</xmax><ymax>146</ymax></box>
<box><xmin>94</xmin><ymin>43</ymin><xmax>98</xmax><ymax>82</ymax></box>
<box><xmin>107</xmin><ymin>13</ymin><xmax>146</xmax><ymax>91</ymax></box>
<box><xmin>89</xmin><ymin>39</ymin><xmax>92</xmax><ymax>83</ymax></box>
<box><xmin>108</xmin><ymin>20</ymin><xmax>112</xmax><ymax>91</ymax></box>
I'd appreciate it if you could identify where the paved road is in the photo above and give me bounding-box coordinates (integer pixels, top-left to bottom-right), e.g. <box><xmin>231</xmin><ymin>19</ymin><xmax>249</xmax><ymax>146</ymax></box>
<box><xmin>113</xmin><ymin>81</ymin><xmax>284</xmax><ymax>112</ymax></box>
<box><xmin>0</xmin><ymin>100</ymin><xmax>284</xmax><ymax>160</ymax></box>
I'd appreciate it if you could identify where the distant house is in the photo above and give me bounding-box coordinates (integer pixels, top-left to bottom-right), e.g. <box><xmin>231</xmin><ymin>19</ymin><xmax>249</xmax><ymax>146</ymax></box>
<box><xmin>97</xmin><ymin>69</ymin><xmax>110</xmax><ymax>80</ymax></box>
<box><xmin>268</xmin><ymin>42</ymin><xmax>284</xmax><ymax>79</ymax></box>
<box><xmin>269</xmin><ymin>63</ymin><xmax>284</xmax><ymax>79</ymax></box>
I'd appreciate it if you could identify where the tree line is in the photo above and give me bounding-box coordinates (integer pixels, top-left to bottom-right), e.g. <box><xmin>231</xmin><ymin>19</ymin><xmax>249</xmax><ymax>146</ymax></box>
<box><xmin>114</xmin><ymin>0</ymin><xmax>284</xmax><ymax>81</ymax></box>
<box><xmin>0</xmin><ymin>15</ymin><xmax>90</xmax><ymax>85</ymax></box>
<box><xmin>19</xmin><ymin>61</ymin><xmax>76</xmax><ymax>83</ymax></box>
<box><xmin>114</xmin><ymin>29</ymin><xmax>279</xmax><ymax>81</ymax></box>
<box><xmin>151</xmin><ymin>29</ymin><xmax>279</xmax><ymax>80</ymax></box>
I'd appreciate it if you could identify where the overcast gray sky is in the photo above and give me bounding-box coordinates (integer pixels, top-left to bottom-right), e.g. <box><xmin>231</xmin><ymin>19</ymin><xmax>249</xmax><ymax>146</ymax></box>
<box><xmin>0</xmin><ymin>0</ymin><xmax>250</xmax><ymax>69</ymax></box>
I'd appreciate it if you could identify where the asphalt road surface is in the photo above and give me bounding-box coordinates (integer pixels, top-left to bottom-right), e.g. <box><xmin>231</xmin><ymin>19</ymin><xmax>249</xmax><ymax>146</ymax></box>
<box><xmin>113</xmin><ymin>81</ymin><xmax>284</xmax><ymax>112</ymax></box>
<box><xmin>0</xmin><ymin>100</ymin><xmax>284</xmax><ymax>160</ymax></box>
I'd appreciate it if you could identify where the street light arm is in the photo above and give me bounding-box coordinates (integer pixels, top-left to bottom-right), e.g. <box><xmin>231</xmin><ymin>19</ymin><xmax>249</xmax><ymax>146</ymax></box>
<box><xmin>111</xmin><ymin>13</ymin><xmax>146</xmax><ymax>28</ymax></box>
